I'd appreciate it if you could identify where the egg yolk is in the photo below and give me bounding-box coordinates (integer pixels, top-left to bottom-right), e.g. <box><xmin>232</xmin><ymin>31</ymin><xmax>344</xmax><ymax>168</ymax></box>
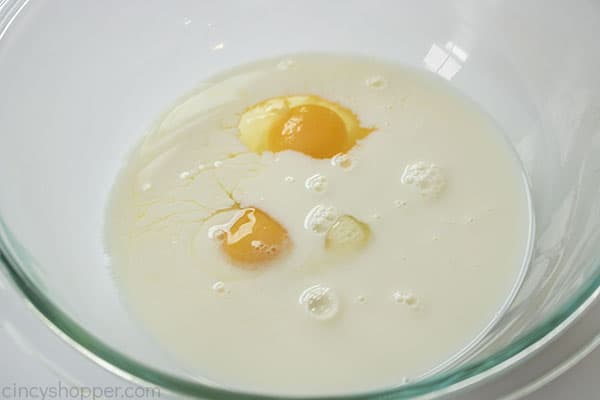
<box><xmin>222</xmin><ymin>207</ymin><xmax>290</xmax><ymax>268</ymax></box>
<box><xmin>268</xmin><ymin>104</ymin><xmax>348</xmax><ymax>159</ymax></box>
<box><xmin>238</xmin><ymin>94</ymin><xmax>375</xmax><ymax>159</ymax></box>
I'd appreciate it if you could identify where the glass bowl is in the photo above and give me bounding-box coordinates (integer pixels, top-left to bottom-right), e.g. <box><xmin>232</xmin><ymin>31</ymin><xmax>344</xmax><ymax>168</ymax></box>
<box><xmin>0</xmin><ymin>0</ymin><xmax>598</xmax><ymax>398</ymax></box>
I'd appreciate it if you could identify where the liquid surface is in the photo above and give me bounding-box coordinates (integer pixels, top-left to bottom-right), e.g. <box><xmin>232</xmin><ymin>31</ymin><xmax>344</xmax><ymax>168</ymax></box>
<box><xmin>106</xmin><ymin>54</ymin><xmax>531</xmax><ymax>396</ymax></box>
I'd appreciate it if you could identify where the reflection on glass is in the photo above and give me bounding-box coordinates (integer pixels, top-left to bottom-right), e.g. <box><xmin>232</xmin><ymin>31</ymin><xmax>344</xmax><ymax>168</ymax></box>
<box><xmin>423</xmin><ymin>42</ymin><xmax>469</xmax><ymax>80</ymax></box>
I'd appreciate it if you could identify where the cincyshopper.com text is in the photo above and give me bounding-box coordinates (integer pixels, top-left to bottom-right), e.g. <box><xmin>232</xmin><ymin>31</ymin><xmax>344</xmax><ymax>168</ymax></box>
<box><xmin>1</xmin><ymin>382</ymin><xmax>160</xmax><ymax>399</ymax></box>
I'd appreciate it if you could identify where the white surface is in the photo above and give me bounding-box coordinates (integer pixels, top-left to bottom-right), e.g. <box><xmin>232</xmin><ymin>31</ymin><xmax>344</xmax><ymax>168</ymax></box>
<box><xmin>526</xmin><ymin>352</ymin><xmax>599</xmax><ymax>400</ymax></box>
<box><xmin>0</xmin><ymin>270</ymin><xmax>598</xmax><ymax>399</ymax></box>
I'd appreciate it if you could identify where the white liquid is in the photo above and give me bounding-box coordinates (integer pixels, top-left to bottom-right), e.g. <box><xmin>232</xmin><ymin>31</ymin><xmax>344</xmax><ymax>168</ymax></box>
<box><xmin>106</xmin><ymin>54</ymin><xmax>531</xmax><ymax>396</ymax></box>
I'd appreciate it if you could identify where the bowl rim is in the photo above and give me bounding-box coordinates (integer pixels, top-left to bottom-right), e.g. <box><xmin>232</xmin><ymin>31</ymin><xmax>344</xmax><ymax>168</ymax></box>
<box><xmin>1</xmin><ymin>0</ymin><xmax>599</xmax><ymax>398</ymax></box>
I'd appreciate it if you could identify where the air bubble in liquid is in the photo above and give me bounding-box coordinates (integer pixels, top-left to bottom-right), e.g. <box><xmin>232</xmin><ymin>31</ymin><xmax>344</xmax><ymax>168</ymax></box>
<box><xmin>179</xmin><ymin>171</ymin><xmax>191</xmax><ymax>180</ymax></box>
<box><xmin>305</xmin><ymin>174</ymin><xmax>328</xmax><ymax>193</ymax></box>
<box><xmin>299</xmin><ymin>285</ymin><xmax>339</xmax><ymax>320</ymax></box>
<box><xmin>401</xmin><ymin>161</ymin><xmax>446</xmax><ymax>198</ymax></box>
<box><xmin>212</xmin><ymin>281</ymin><xmax>226</xmax><ymax>293</ymax></box>
<box><xmin>208</xmin><ymin>226</ymin><xmax>227</xmax><ymax>241</ymax></box>
<box><xmin>304</xmin><ymin>205</ymin><xmax>338</xmax><ymax>234</ymax></box>
<box><xmin>365</xmin><ymin>75</ymin><xmax>387</xmax><ymax>89</ymax></box>
<box><xmin>247</xmin><ymin>239</ymin><xmax>279</xmax><ymax>257</ymax></box>
<box><xmin>331</xmin><ymin>153</ymin><xmax>354</xmax><ymax>170</ymax></box>
<box><xmin>394</xmin><ymin>200</ymin><xmax>408</xmax><ymax>208</ymax></box>
<box><xmin>392</xmin><ymin>291</ymin><xmax>419</xmax><ymax>307</ymax></box>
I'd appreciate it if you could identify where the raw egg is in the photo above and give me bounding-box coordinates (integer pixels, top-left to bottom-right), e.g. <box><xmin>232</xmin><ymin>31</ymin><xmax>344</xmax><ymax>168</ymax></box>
<box><xmin>238</xmin><ymin>95</ymin><xmax>375</xmax><ymax>159</ymax></box>
<box><xmin>220</xmin><ymin>207</ymin><xmax>291</xmax><ymax>268</ymax></box>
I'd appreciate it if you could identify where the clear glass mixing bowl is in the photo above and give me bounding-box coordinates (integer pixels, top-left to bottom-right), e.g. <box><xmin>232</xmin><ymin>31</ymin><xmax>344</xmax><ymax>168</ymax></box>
<box><xmin>0</xmin><ymin>0</ymin><xmax>598</xmax><ymax>398</ymax></box>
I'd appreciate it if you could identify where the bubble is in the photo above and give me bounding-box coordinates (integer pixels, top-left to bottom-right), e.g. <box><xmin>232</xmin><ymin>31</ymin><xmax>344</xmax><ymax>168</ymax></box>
<box><xmin>325</xmin><ymin>215</ymin><xmax>371</xmax><ymax>253</ymax></box>
<box><xmin>356</xmin><ymin>295</ymin><xmax>367</xmax><ymax>304</ymax></box>
<box><xmin>284</xmin><ymin>176</ymin><xmax>295</xmax><ymax>183</ymax></box>
<box><xmin>140</xmin><ymin>183</ymin><xmax>152</xmax><ymax>192</ymax></box>
<box><xmin>331</xmin><ymin>153</ymin><xmax>354</xmax><ymax>170</ymax></box>
<box><xmin>394</xmin><ymin>199</ymin><xmax>408</xmax><ymax>208</ymax></box>
<box><xmin>212</xmin><ymin>281</ymin><xmax>226</xmax><ymax>293</ymax></box>
<box><xmin>213</xmin><ymin>160</ymin><xmax>223</xmax><ymax>168</ymax></box>
<box><xmin>179</xmin><ymin>171</ymin><xmax>191</xmax><ymax>179</ymax></box>
<box><xmin>277</xmin><ymin>59</ymin><xmax>296</xmax><ymax>71</ymax></box>
<box><xmin>392</xmin><ymin>291</ymin><xmax>419</xmax><ymax>307</ymax></box>
<box><xmin>366</xmin><ymin>75</ymin><xmax>387</xmax><ymax>89</ymax></box>
<box><xmin>265</xmin><ymin>245</ymin><xmax>279</xmax><ymax>255</ymax></box>
<box><xmin>304</xmin><ymin>205</ymin><xmax>338</xmax><ymax>234</ymax></box>
<box><xmin>305</xmin><ymin>174</ymin><xmax>328</xmax><ymax>193</ymax></box>
<box><xmin>401</xmin><ymin>162</ymin><xmax>446</xmax><ymax>198</ymax></box>
<box><xmin>299</xmin><ymin>285</ymin><xmax>339</xmax><ymax>320</ymax></box>
<box><xmin>244</xmin><ymin>238</ymin><xmax>280</xmax><ymax>258</ymax></box>
<box><xmin>208</xmin><ymin>225</ymin><xmax>227</xmax><ymax>241</ymax></box>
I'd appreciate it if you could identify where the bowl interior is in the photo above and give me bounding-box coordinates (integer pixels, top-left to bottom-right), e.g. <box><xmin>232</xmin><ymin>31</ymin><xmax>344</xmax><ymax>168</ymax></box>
<box><xmin>0</xmin><ymin>0</ymin><xmax>599</xmax><ymax>398</ymax></box>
